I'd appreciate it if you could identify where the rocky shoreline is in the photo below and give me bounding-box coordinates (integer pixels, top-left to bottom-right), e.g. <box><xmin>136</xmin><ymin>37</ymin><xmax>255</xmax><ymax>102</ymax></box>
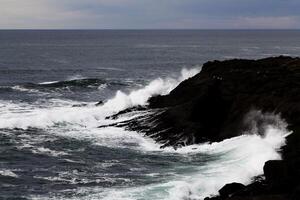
<box><xmin>108</xmin><ymin>56</ymin><xmax>300</xmax><ymax>200</ymax></box>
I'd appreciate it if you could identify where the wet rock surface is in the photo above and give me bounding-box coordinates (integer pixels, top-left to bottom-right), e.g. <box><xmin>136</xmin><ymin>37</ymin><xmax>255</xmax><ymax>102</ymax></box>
<box><xmin>115</xmin><ymin>56</ymin><xmax>300</xmax><ymax>146</ymax></box>
<box><xmin>108</xmin><ymin>56</ymin><xmax>300</xmax><ymax>200</ymax></box>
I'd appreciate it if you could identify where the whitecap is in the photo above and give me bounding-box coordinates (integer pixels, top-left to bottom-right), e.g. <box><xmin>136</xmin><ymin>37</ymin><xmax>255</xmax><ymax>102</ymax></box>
<box><xmin>0</xmin><ymin>169</ymin><xmax>18</xmax><ymax>178</ymax></box>
<box><xmin>31</xmin><ymin>147</ymin><xmax>69</xmax><ymax>157</ymax></box>
<box><xmin>30</xmin><ymin>112</ymin><xmax>290</xmax><ymax>200</ymax></box>
<box><xmin>0</xmin><ymin>67</ymin><xmax>200</xmax><ymax>130</ymax></box>
<box><xmin>38</xmin><ymin>81</ymin><xmax>60</xmax><ymax>85</ymax></box>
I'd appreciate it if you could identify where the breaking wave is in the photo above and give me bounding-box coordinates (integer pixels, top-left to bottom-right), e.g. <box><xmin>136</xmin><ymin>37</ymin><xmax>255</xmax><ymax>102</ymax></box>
<box><xmin>37</xmin><ymin>78</ymin><xmax>105</xmax><ymax>88</ymax></box>
<box><xmin>0</xmin><ymin>169</ymin><xmax>19</xmax><ymax>178</ymax></box>
<box><xmin>0</xmin><ymin>68</ymin><xmax>200</xmax><ymax>129</ymax></box>
<box><xmin>29</xmin><ymin>112</ymin><xmax>290</xmax><ymax>200</ymax></box>
<box><xmin>4</xmin><ymin>77</ymin><xmax>128</xmax><ymax>96</ymax></box>
<box><xmin>0</xmin><ymin>66</ymin><xmax>291</xmax><ymax>200</ymax></box>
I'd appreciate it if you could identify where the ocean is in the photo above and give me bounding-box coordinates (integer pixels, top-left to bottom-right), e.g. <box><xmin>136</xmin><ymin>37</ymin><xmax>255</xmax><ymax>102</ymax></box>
<box><xmin>0</xmin><ymin>30</ymin><xmax>299</xmax><ymax>200</ymax></box>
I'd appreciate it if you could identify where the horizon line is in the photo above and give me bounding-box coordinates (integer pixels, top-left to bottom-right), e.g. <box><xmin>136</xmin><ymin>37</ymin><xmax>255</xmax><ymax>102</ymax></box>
<box><xmin>0</xmin><ymin>28</ymin><xmax>300</xmax><ymax>31</ymax></box>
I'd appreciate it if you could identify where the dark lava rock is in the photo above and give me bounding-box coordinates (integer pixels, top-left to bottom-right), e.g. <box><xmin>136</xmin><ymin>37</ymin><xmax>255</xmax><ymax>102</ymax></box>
<box><xmin>264</xmin><ymin>160</ymin><xmax>289</xmax><ymax>183</ymax></box>
<box><xmin>291</xmin><ymin>185</ymin><xmax>300</xmax><ymax>200</ymax></box>
<box><xmin>116</xmin><ymin>56</ymin><xmax>300</xmax><ymax>147</ymax></box>
<box><xmin>225</xmin><ymin>195</ymin><xmax>287</xmax><ymax>200</ymax></box>
<box><xmin>105</xmin><ymin>105</ymin><xmax>147</xmax><ymax>120</ymax></box>
<box><xmin>263</xmin><ymin>160</ymin><xmax>297</xmax><ymax>193</ymax></box>
<box><xmin>107</xmin><ymin>56</ymin><xmax>300</xmax><ymax>200</ymax></box>
<box><xmin>218</xmin><ymin>183</ymin><xmax>246</xmax><ymax>198</ymax></box>
<box><xmin>95</xmin><ymin>100</ymin><xmax>104</xmax><ymax>106</ymax></box>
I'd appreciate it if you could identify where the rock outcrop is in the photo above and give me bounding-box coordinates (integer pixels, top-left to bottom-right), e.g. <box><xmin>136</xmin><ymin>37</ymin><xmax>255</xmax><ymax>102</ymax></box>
<box><xmin>108</xmin><ymin>56</ymin><xmax>300</xmax><ymax>200</ymax></box>
<box><xmin>205</xmin><ymin>158</ymin><xmax>299</xmax><ymax>200</ymax></box>
<box><xmin>115</xmin><ymin>56</ymin><xmax>300</xmax><ymax>147</ymax></box>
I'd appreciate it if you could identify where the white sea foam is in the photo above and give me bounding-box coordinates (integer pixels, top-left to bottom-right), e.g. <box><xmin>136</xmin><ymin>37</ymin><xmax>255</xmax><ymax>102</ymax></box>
<box><xmin>37</xmin><ymin>75</ymin><xmax>87</xmax><ymax>85</ymax></box>
<box><xmin>38</xmin><ymin>81</ymin><xmax>59</xmax><ymax>85</ymax></box>
<box><xmin>31</xmin><ymin>147</ymin><xmax>69</xmax><ymax>157</ymax></box>
<box><xmin>101</xmin><ymin>122</ymin><xmax>289</xmax><ymax>200</ymax></box>
<box><xmin>0</xmin><ymin>169</ymin><xmax>18</xmax><ymax>178</ymax></box>
<box><xmin>30</xmin><ymin>111</ymin><xmax>290</xmax><ymax>200</ymax></box>
<box><xmin>1</xmin><ymin>66</ymin><xmax>291</xmax><ymax>200</ymax></box>
<box><xmin>164</xmin><ymin>127</ymin><xmax>290</xmax><ymax>200</ymax></box>
<box><xmin>11</xmin><ymin>85</ymin><xmax>42</xmax><ymax>94</ymax></box>
<box><xmin>103</xmin><ymin>67</ymin><xmax>200</xmax><ymax>111</ymax></box>
<box><xmin>0</xmin><ymin>67</ymin><xmax>200</xmax><ymax>129</ymax></box>
<box><xmin>66</xmin><ymin>74</ymin><xmax>87</xmax><ymax>81</ymax></box>
<box><xmin>97</xmin><ymin>83</ymin><xmax>108</xmax><ymax>90</ymax></box>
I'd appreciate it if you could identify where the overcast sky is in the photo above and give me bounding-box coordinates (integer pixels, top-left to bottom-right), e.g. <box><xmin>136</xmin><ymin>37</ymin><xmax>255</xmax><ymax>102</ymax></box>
<box><xmin>1</xmin><ymin>0</ymin><xmax>300</xmax><ymax>29</ymax></box>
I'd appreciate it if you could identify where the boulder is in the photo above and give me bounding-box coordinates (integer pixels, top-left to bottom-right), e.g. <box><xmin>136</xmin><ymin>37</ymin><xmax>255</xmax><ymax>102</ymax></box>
<box><xmin>263</xmin><ymin>160</ymin><xmax>289</xmax><ymax>183</ymax></box>
<box><xmin>218</xmin><ymin>183</ymin><xmax>246</xmax><ymax>198</ymax></box>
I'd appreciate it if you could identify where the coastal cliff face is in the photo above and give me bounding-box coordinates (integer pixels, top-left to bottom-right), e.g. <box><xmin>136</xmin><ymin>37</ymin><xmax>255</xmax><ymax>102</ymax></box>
<box><xmin>110</xmin><ymin>56</ymin><xmax>300</xmax><ymax>200</ymax></box>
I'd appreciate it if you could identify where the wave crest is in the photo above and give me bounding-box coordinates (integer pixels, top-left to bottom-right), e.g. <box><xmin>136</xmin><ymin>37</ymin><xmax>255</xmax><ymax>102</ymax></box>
<box><xmin>0</xmin><ymin>67</ymin><xmax>201</xmax><ymax>129</ymax></box>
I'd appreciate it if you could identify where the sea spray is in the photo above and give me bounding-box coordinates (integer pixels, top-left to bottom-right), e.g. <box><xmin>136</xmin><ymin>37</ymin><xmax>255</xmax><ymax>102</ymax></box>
<box><xmin>0</xmin><ymin>67</ymin><xmax>200</xmax><ymax>129</ymax></box>
<box><xmin>29</xmin><ymin>112</ymin><xmax>290</xmax><ymax>200</ymax></box>
<box><xmin>103</xmin><ymin>67</ymin><xmax>201</xmax><ymax>111</ymax></box>
<box><xmin>165</xmin><ymin>111</ymin><xmax>290</xmax><ymax>200</ymax></box>
<box><xmin>0</xmin><ymin>67</ymin><xmax>290</xmax><ymax>200</ymax></box>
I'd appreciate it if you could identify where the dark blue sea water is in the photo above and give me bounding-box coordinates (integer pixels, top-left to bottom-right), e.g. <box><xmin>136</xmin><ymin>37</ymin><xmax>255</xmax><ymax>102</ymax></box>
<box><xmin>0</xmin><ymin>30</ymin><xmax>298</xmax><ymax>200</ymax></box>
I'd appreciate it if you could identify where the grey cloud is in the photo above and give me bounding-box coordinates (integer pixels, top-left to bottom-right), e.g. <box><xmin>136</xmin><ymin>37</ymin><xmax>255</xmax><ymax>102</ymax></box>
<box><xmin>0</xmin><ymin>0</ymin><xmax>299</xmax><ymax>29</ymax></box>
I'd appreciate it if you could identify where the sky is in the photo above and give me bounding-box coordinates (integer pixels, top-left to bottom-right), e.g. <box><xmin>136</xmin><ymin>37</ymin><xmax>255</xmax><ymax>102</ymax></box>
<box><xmin>0</xmin><ymin>0</ymin><xmax>300</xmax><ymax>29</ymax></box>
